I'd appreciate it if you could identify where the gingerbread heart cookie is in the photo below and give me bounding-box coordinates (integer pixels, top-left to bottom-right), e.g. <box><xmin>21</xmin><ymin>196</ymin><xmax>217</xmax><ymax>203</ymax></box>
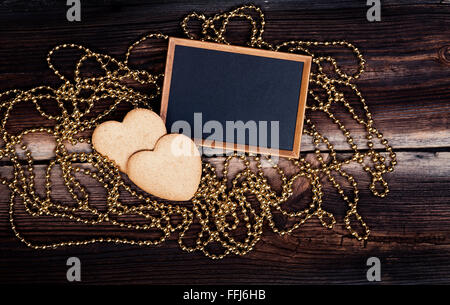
<box><xmin>92</xmin><ymin>108</ymin><xmax>167</xmax><ymax>172</ymax></box>
<box><xmin>126</xmin><ymin>133</ymin><xmax>202</xmax><ymax>201</ymax></box>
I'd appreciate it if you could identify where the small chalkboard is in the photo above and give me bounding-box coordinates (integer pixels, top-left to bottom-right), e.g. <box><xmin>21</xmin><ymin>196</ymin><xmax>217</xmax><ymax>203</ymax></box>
<box><xmin>161</xmin><ymin>37</ymin><xmax>311</xmax><ymax>158</ymax></box>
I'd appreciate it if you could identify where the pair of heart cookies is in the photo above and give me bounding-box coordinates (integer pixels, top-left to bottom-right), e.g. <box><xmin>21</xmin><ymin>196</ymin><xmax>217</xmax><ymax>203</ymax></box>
<box><xmin>92</xmin><ymin>108</ymin><xmax>202</xmax><ymax>201</ymax></box>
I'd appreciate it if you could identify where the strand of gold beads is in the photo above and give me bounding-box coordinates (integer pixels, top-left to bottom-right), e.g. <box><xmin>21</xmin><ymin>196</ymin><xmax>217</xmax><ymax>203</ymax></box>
<box><xmin>0</xmin><ymin>5</ymin><xmax>396</xmax><ymax>259</ymax></box>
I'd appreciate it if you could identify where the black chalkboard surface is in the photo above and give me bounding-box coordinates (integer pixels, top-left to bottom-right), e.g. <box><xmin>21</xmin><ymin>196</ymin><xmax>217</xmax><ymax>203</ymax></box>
<box><xmin>161</xmin><ymin>38</ymin><xmax>311</xmax><ymax>158</ymax></box>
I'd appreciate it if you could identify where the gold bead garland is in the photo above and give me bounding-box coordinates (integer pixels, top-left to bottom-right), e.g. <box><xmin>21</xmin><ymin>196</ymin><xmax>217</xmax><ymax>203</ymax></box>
<box><xmin>0</xmin><ymin>5</ymin><xmax>396</xmax><ymax>259</ymax></box>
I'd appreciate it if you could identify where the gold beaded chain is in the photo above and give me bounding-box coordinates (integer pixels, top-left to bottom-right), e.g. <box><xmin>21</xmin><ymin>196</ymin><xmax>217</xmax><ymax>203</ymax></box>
<box><xmin>0</xmin><ymin>5</ymin><xmax>396</xmax><ymax>259</ymax></box>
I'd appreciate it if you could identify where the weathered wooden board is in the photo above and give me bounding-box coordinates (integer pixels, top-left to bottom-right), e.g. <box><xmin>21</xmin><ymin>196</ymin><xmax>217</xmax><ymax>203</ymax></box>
<box><xmin>0</xmin><ymin>0</ymin><xmax>449</xmax><ymax>284</ymax></box>
<box><xmin>0</xmin><ymin>151</ymin><xmax>449</xmax><ymax>284</ymax></box>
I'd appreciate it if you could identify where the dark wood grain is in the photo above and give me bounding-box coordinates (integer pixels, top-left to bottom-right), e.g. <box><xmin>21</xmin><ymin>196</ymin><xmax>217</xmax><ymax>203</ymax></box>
<box><xmin>0</xmin><ymin>0</ymin><xmax>449</xmax><ymax>284</ymax></box>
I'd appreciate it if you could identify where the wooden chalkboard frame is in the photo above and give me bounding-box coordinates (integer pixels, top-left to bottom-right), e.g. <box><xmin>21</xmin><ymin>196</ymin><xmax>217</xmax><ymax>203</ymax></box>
<box><xmin>160</xmin><ymin>37</ymin><xmax>311</xmax><ymax>158</ymax></box>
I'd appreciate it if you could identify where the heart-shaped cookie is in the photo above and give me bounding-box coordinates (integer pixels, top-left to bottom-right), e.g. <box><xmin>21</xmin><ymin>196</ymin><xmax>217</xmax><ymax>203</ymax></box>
<box><xmin>92</xmin><ymin>108</ymin><xmax>166</xmax><ymax>172</ymax></box>
<box><xmin>126</xmin><ymin>133</ymin><xmax>202</xmax><ymax>201</ymax></box>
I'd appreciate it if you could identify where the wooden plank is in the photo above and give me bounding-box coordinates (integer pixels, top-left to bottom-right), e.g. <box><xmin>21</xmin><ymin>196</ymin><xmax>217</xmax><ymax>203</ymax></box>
<box><xmin>1</xmin><ymin>126</ymin><xmax>448</xmax><ymax>162</ymax></box>
<box><xmin>0</xmin><ymin>1</ymin><xmax>448</xmax><ymax>153</ymax></box>
<box><xmin>0</xmin><ymin>151</ymin><xmax>449</xmax><ymax>284</ymax></box>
